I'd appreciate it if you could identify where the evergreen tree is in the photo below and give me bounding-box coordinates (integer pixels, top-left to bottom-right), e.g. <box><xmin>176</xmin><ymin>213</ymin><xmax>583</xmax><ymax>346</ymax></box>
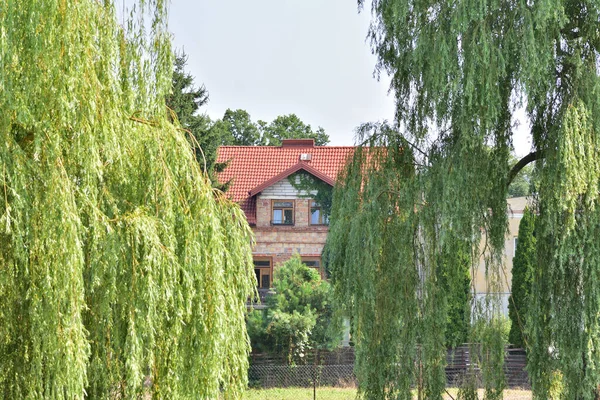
<box><xmin>508</xmin><ymin>208</ymin><xmax>536</xmax><ymax>348</ymax></box>
<box><xmin>166</xmin><ymin>51</ymin><xmax>225</xmax><ymax>173</ymax></box>
<box><xmin>0</xmin><ymin>1</ymin><xmax>255</xmax><ymax>398</ymax></box>
<box><xmin>438</xmin><ymin>237</ymin><xmax>472</xmax><ymax>348</ymax></box>
<box><xmin>247</xmin><ymin>256</ymin><xmax>341</xmax><ymax>363</ymax></box>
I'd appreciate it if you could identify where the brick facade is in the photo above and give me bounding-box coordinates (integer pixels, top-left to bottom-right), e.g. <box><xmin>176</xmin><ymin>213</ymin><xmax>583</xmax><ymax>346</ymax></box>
<box><xmin>254</xmin><ymin>191</ymin><xmax>328</xmax><ymax>269</ymax></box>
<box><xmin>216</xmin><ymin>140</ymin><xmax>354</xmax><ymax>290</ymax></box>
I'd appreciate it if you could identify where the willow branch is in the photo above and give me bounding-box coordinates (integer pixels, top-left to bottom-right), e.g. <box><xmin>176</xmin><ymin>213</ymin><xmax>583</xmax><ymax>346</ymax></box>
<box><xmin>129</xmin><ymin>115</ymin><xmax>160</xmax><ymax>127</ymax></box>
<box><xmin>507</xmin><ymin>151</ymin><xmax>541</xmax><ymax>188</ymax></box>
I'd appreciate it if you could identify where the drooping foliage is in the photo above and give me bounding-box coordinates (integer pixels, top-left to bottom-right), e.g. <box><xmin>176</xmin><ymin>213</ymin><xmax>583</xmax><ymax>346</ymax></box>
<box><xmin>247</xmin><ymin>256</ymin><xmax>341</xmax><ymax>363</ymax></box>
<box><xmin>330</xmin><ymin>0</ymin><xmax>600</xmax><ymax>398</ymax></box>
<box><xmin>508</xmin><ymin>154</ymin><xmax>535</xmax><ymax>198</ymax></box>
<box><xmin>0</xmin><ymin>1</ymin><xmax>255</xmax><ymax>398</ymax></box>
<box><xmin>326</xmin><ymin>122</ymin><xmax>506</xmax><ymax>400</ymax></box>
<box><xmin>508</xmin><ymin>208</ymin><xmax>536</xmax><ymax>348</ymax></box>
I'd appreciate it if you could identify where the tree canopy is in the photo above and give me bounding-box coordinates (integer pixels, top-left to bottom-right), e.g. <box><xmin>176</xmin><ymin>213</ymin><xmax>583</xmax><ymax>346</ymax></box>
<box><xmin>0</xmin><ymin>1</ymin><xmax>254</xmax><ymax>398</ymax></box>
<box><xmin>217</xmin><ymin>109</ymin><xmax>265</xmax><ymax>146</ymax></box>
<box><xmin>263</xmin><ymin>114</ymin><xmax>330</xmax><ymax>146</ymax></box>
<box><xmin>326</xmin><ymin>0</ymin><xmax>600</xmax><ymax>398</ymax></box>
<box><xmin>213</xmin><ymin>109</ymin><xmax>330</xmax><ymax>146</ymax></box>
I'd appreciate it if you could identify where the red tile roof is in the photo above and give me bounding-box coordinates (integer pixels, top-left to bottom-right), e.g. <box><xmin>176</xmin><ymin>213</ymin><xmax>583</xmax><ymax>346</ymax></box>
<box><xmin>216</xmin><ymin>141</ymin><xmax>355</xmax><ymax>224</ymax></box>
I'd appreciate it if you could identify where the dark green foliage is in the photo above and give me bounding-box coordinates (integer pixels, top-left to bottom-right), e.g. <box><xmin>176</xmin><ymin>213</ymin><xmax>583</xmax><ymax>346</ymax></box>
<box><xmin>438</xmin><ymin>237</ymin><xmax>471</xmax><ymax>348</ymax></box>
<box><xmin>213</xmin><ymin>110</ymin><xmax>330</xmax><ymax>146</ymax></box>
<box><xmin>508</xmin><ymin>208</ymin><xmax>536</xmax><ymax>348</ymax></box>
<box><xmin>247</xmin><ymin>256</ymin><xmax>341</xmax><ymax>363</ymax></box>
<box><xmin>263</xmin><ymin>114</ymin><xmax>330</xmax><ymax>146</ymax></box>
<box><xmin>351</xmin><ymin>0</ymin><xmax>600</xmax><ymax>397</ymax></box>
<box><xmin>166</xmin><ymin>51</ymin><xmax>228</xmax><ymax>177</ymax></box>
<box><xmin>166</xmin><ymin>52</ymin><xmax>209</xmax><ymax>126</ymax></box>
<box><xmin>217</xmin><ymin>109</ymin><xmax>265</xmax><ymax>146</ymax></box>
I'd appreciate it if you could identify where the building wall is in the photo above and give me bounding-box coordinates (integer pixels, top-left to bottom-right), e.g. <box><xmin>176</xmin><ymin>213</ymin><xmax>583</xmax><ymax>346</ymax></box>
<box><xmin>259</xmin><ymin>174</ymin><xmax>316</xmax><ymax>200</ymax></box>
<box><xmin>253</xmin><ymin>176</ymin><xmax>328</xmax><ymax>272</ymax></box>
<box><xmin>473</xmin><ymin>196</ymin><xmax>530</xmax><ymax>314</ymax></box>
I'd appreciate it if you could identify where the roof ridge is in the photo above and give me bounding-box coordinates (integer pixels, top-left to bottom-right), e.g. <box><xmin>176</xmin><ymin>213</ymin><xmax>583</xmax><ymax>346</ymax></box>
<box><xmin>218</xmin><ymin>145</ymin><xmax>357</xmax><ymax>148</ymax></box>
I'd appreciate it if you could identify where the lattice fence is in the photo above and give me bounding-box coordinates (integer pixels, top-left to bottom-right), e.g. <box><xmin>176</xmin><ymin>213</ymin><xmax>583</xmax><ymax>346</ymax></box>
<box><xmin>248</xmin><ymin>346</ymin><xmax>530</xmax><ymax>389</ymax></box>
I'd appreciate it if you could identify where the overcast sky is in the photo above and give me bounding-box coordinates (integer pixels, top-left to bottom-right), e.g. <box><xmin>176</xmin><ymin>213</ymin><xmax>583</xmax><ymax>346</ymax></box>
<box><xmin>166</xmin><ymin>1</ymin><xmax>531</xmax><ymax>155</ymax></box>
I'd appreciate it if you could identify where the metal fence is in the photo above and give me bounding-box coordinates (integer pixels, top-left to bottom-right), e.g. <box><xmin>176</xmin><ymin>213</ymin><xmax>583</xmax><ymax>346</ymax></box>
<box><xmin>248</xmin><ymin>346</ymin><xmax>529</xmax><ymax>389</ymax></box>
<box><xmin>249</xmin><ymin>348</ymin><xmax>355</xmax><ymax>388</ymax></box>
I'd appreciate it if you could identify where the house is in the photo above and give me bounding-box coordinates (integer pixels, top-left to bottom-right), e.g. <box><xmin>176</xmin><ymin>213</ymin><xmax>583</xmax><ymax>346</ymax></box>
<box><xmin>217</xmin><ymin>139</ymin><xmax>526</xmax><ymax>314</ymax></box>
<box><xmin>474</xmin><ymin>196</ymin><xmax>530</xmax><ymax>314</ymax></box>
<box><xmin>216</xmin><ymin>139</ymin><xmax>354</xmax><ymax>298</ymax></box>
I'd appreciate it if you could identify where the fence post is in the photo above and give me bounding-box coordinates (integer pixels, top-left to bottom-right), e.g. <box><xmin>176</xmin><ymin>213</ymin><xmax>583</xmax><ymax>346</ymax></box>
<box><xmin>313</xmin><ymin>348</ymin><xmax>319</xmax><ymax>400</ymax></box>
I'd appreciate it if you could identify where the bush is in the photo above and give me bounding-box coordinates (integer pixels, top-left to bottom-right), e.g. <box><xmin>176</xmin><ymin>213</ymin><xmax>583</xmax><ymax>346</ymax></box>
<box><xmin>247</xmin><ymin>255</ymin><xmax>342</xmax><ymax>362</ymax></box>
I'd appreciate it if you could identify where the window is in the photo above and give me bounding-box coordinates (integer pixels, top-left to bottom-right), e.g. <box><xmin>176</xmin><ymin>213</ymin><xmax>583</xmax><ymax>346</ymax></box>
<box><xmin>302</xmin><ymin>260</ymin><xmax>320</xmax><ymax>268</ymax></box>
<box><xmin>254</xmin><ymin>259</ymin><xmax>271</xmax><ymax>289</ymax></box>
<box><xmin>272</xmin><ymin>201</ymin><xmax>294</xmax><ymax>225</ymax></box>
<box><xmin>301</xmin><ymin>257</ymin><xmax>322</xmax><ymax>277</ymax></box>
<box><xmin>513</xmin><ymin>237</ymin><xmax>518</xmax><ymax>257</ymax></box>
<box><xmin>310</xmin><ymin>201</ymin><xmax>329</xmax><ymax>225</ymax></box>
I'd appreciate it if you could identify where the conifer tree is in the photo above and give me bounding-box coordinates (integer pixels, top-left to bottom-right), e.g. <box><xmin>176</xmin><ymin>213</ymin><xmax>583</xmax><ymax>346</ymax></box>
<box><xmin>167</xmin><ymin>51</ymin><xmax>215</xmax><ymax>168</ymax></box>
<box><xmin>439</xmin><ymin>237</ymin><xmax>471</xmax><ymax>348</ymax></box>
<box><xmin>508</xmin><ymin>208</ymin><xmax>536</xmax><ymax>348</ymax></box>
<box><xmin>247</xmin><ymin>256</ymin><xmax>341</xmax><ymax>363</ymax></box>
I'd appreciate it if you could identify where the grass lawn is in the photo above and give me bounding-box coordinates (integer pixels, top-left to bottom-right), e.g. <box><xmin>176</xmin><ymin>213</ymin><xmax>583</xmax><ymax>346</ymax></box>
<box><xmin>243</xmin><ymin>387</ymin><xmax>356</xmax><ymax>400</ymax></box>
<box><xmin>243</xmin><ymin>387</ymin><xmax>533</xmax><ymax>400</ymax></box>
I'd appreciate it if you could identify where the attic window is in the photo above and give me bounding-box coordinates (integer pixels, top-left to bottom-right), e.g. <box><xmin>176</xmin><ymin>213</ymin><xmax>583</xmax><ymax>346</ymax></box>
<box><xmin>272</xmin><ymin>201</ymin><xmax>294</xmax><ymax>225</ymax></box>
<box><xmin>310</xmin><ymin>201</ymin><xmax>329</xmax><ymax>225</ymax></box>
<box><xmin>300</xmin><ymin>153</ymin><xmax>312</xmax><ymax>161</ymax></box>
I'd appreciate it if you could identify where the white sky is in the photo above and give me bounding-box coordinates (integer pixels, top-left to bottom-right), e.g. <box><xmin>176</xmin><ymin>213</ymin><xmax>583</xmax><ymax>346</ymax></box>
<box><xmin>165</xmin><ymin>0</ymin><xmax>532</xmax><ymax>155</ymax></box>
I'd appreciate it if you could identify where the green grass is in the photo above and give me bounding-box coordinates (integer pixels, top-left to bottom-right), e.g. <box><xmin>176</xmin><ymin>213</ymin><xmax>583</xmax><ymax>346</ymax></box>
<box><xmin>243</xmin><ymin>387</ymin><xmax>533</xmax><ymax>400</ymax></box>
<box><xmin>243</xmin><ymin>387</ymin><xmax>357</xmax><ymax>400</ymax></box>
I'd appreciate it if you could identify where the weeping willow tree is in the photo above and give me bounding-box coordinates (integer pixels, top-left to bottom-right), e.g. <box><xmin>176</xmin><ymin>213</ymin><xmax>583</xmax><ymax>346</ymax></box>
<box><xmin>0</xmin><ymin>1</ymin><xmax>255</xmax><ymax>398</ymax></box>
<box><xmin>326</xmin><ymin>0</ymin><xmax>600</xmax><ymax>399</ymax></box>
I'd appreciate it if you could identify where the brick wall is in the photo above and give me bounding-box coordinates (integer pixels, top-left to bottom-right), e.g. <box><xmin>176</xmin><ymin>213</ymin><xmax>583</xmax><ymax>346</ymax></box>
<box><xmin>253</xmin><ymin>178</ymin><xmax>328</xmax><ymax>269</ymax></box>
<box><xmin>253</xmin><ymin>226</ymin><xmax>329</xmax><ymax>266</ymax></box>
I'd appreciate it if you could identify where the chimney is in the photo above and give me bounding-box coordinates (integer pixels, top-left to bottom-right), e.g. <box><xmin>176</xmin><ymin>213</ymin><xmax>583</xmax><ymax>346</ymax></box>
<box><xmin>281</xmin><ymin>139</ymin><xmax>315</xmax><ymax>147</ymax></box>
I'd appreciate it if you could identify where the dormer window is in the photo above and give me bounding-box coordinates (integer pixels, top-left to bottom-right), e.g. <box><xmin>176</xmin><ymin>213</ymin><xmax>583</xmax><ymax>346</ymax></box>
<box><xmin>310</xmin><ymin>201</ymin><xmax>329</xmax><ymax>225</ymax></box>
<box><xmin>272</xmin><ymin>201</ymin><xmax>294</xmax><ymax>225</ymax></box>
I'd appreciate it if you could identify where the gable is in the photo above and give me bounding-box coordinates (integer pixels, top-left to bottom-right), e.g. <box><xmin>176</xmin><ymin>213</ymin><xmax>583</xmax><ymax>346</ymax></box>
<box><xmin>259</xmin><ymin>172</ymin><xmax>320</xmax><ymax>199</ymax></box>
<box><xmin>248</xmin><ymin>162</ymin><xmax>334</xmax><ymax>197</ymax></box>
<box><xmin>216</xmin><ymin>144</ymin><xmax>354</xmax><ymax>224</ymax></box>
